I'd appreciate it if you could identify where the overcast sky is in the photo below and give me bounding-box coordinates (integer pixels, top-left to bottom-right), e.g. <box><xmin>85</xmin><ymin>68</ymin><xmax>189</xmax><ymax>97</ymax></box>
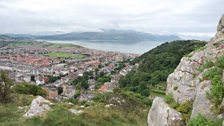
<box><xmin>0</xmin><ymin>0</ymin><xmax>223</xmax><ymax>36</ymax></box>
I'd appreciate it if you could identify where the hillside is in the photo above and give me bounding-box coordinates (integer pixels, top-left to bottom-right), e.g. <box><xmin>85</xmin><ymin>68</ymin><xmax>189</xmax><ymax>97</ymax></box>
<box><xmin>37</xmin><ymin>30</ymin><xmax>180</xmax><ymax>42</ymax></box>
<box><xmin>147</xmin><ymin>15</ymin><xmax>224</xmax><ymax>126</ymax></box>
<box><xmin>119</xmin><ymin>40</ymin><xmax>206</xmax><ymax>96</ymax></box>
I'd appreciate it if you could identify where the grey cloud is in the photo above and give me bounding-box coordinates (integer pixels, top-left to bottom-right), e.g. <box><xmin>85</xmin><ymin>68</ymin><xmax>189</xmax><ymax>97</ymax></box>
<box><xmin>0</xmin><ymin>0</ymin><xmax>223</xmax><ymax>36</ymax></box>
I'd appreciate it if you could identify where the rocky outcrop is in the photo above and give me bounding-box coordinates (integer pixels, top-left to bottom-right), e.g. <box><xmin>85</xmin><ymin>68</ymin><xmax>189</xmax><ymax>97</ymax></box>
<box><xmin>24</xmin><ymin>96</ymin><xmax>52</xmax><ymax>117</ymax></box>
<box><xmin>147</xmin><ymin>97</ymin><xmax>184</xmax><ymax>126</ymax></box>
<box><xmin>191</xmin><ymin>80</ymin><xmax>216</xmax><ymax>119</ymax></box>
<box><xmin>166</xmin><ymin>15</ymin><xmax>224</xmax><ymax>119</ymax></box>
<box><xmin>148</xmin><ymin>15</ymin><xmax>224</xmax><ymax>126</ymax></box>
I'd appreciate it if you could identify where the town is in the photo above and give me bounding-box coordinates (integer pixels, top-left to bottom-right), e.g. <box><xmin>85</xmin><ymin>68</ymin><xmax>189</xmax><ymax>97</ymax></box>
<box><xmin>0</xmin><ymin>36</ymin><xmax>139</xmax><ymax>101</ymax></box>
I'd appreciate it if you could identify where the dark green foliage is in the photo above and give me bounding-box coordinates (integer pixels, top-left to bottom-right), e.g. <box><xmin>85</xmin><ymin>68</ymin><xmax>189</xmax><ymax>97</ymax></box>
<box><xmin>97</xmin><ymin>76</ymin><xmax>111</xmax><ymax>84</ymax></box>
<box><xmin>57</xmin><ymin>86</ymin><xmax>63</xmax><ymax>95</ymax></box>
<box><xmin>14</xmin><ymin>83</ymin><xmax>47</xmax><ymax>96</ymax></box>
<box><xmin>0</xmin><ymin>71</ymin><xmax>13</xmax><ymax>103</ymax></box>
<box><xmin>188</xmin><ymin>114</ymin><xmax>223</xmax><ymax>126</ymax></box>
<box><xmin>71</xmin><ymin>72</ymin><xmax>92</xmax><ymax>90</ymax></box>
<box><xmin>73</xmin><ymin>90</ymin><xmax>81</xmax><ymax>99</ymax></box>
<box><xmin>47</xmin><ymin>74</ymin><xmax>66</xmax><ymax>83</ymax></box>
<box><xmin>119</xmin><ymin>40</ymin><xmax>206</xmax><ymax>96</ymax></box>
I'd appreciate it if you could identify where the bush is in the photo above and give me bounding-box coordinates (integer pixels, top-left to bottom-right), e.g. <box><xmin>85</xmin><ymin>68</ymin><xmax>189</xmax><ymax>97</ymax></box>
<box><xmin>14</xmin><ymin>83</ymin><xmax>47</xmax><ymax>96</ymax></box>
<box><xmin>164</xmin><ymin>94</ymin><xmax>179</xmax><ymax>109</ymax></box>
<box><xmin>176</xmin><ymin>100</ymin><xmax>193</xmax><ymax>122</ymax></box>
<box><xmin>216</xmin><ymin>55</ymin><xmax>224</xmax><ymax>68</ymax></box>
<box><xmin>188</xmin><ymin>114</ymin><xmax>222</xmax><ymax>126</ymax></box>
<box><xmin>198</xmin><ymin>60</ymin><xmax>214</xmax><ymax>72</ymax></box>
<box><xmin>202</xmin><ymin>67</ymin><xmax>224</xmax><ymax>109</ymax></box>
<box><xmin>73</xmin><ymin>91</ymin><xmax>81</xmax><ymax>99</ymax></box>
<box><xmin>0</xmin><ymin>71</ymin><xmax>13</xmax><ymax>103</ymax></box>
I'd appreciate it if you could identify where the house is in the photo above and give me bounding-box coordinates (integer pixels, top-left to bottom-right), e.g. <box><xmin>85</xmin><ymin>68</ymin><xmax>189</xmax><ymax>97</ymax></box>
<box><xmin>98</xmin><ymin>82</ymin><xmax>114</xmax><ymax>93</ymax></box>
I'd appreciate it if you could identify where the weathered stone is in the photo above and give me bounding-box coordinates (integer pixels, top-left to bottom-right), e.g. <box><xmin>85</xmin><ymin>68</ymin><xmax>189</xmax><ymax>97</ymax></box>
<box><xmin>147</xmin><ymin>97</ymin><xmax>184</xmax><ymax>126</ymax></box>
<box><xmin>69</xmin><ymin>109</ymin><xmax>83</xmax><ymax>115</ymax></box>
<box><xmin>60</xmin><ymin>84</ymin><xmax>75</xmax><ymax>99</ymax></box>
<box><xmin>191</xmin><ymin>80</ymin><xmax>216</xmax><ymax>119</ymax></box>
<box><xmin>166</xmin><ymin>51</ymin><xmax>204</xmax><ymax>103</ymax></box>
<box><xmin>221</xmin><ymin>15</ymin><xmax>224</xmax><ymax>27</ymax></box>
<box><xmin>218</xmin><ymin>15</ymin><xmax>224</xmax><ymax>31</ymax></box>
<box><xmin>24</xmin><ymin>96</ymin><xmax>52</xmax><ymax>117</ymax></box>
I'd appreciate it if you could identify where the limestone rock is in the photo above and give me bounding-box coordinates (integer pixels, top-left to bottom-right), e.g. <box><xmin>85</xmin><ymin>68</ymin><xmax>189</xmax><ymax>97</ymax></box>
<box><xmin>24</xmin><ymin>96</ymin><xmax>52</xmax><ymax>117</ymax></box>
<box><xmin>69</xmin><ymin>109</ymin><xmax>83</xmax><ymax>115</ymax></box>
<box><xmin>191</xmin><ymin>80</ymin><xmax>216</xmax><ymax>119</ymax></box>
<box><xmin>60</xmin><ymin>84</ymin><xmax>75</xmax><ymax>99</ymax></box>
<box><xmin>166</xmin><ymin>50</ymin><xmax>205</xmax><ymax>103</ymax></box>
<box><xmin>217</xmin><ymin>15</ymin><xmax>224</xmax><ymax>32</ymax></box>
<box><xmin>147</xmin><ymin>97</ymin><xmax>184</xmax><ymax>126</ymax></box>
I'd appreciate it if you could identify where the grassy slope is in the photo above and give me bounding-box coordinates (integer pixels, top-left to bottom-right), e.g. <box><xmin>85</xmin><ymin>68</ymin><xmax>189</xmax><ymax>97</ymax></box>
<box><xmin>0</xmin><ymin>91</ymin><xmax>149</xmax><ymax>126</ymax></box>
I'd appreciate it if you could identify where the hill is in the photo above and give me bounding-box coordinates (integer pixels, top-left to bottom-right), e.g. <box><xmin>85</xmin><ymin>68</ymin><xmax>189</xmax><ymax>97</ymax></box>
<box><xmin>119</xmin><ymin>40</ymin><xmax>206</xmax><ymax>96</ymax></box>
<box><xmin>37</xmin><ymin>30</ymin><xmax>180</xmax><ymax>42</ymax></box>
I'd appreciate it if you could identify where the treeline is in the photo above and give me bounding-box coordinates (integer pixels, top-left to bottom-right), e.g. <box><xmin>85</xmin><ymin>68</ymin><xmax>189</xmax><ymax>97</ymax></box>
<box><xmin>119</xmin><ymin>40</ymin><xmax>206</xmax><ymax>96</ymax></box>
<box><xmin>71</xmin><ymin>70</ymin><xmax>111</xmax><ymax>90</ymax></box>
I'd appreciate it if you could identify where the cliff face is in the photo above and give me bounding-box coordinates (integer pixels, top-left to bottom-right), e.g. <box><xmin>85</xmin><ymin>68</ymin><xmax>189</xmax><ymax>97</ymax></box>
<box><xmin>148</xmin><ymin>15</ymin><xmax>224</xmax><ymax>126</ymax></box>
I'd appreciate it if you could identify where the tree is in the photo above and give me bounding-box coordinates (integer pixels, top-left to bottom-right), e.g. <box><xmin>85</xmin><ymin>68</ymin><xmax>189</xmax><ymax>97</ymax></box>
<box><xmin>14</xmin><ymin>82</ymin><xmax>47</xmax><ymax>96</ymax></box>
<box><xmin>0</xmin><ymin>71</ymin><xmax>13</xmax><ymax>103</ymax></box>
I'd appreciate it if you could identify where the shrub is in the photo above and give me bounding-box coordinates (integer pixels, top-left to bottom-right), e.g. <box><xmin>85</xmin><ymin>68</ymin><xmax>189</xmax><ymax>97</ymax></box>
<box><xmin>188</xmin><ymin>114</ymin><xmax>222</xmax><ymax>126</ymax></box>
<box><xmin>176</xmin><ymin>100</ymin><xmax>193</xmax><ymax>122</ymax></box>
<box><xmin>0</xmin><ymin>71</ymin><xmax>13</xmax><ymax>103</ymax></box>
<box><xmin>173</xmin><ymin>86</ymin><xmax>178</xmax><ymax>90</ymax></box>
<box><xmin>57</xmin><ymin>86</ymin><xmax>63</xmax><ymax>95</ymax></box>
<box><xmin>216</xmin><ymin>55</ymin><xmax>224</xmax><ymax>68</ymax></box>
<box><xmin>198</xmin><ymin>60</ymin><xmax>214</xmax><ymax>72</ymax></box>
<box><xmin>73</xmin><ymin>91</ymin><xmax>81</xmax><ymax>99</ymax></box>
<box><xmin>203</xmin><ymin>67</ymin><xmax>224</xmax><ymax>109</ymax></box>
<box><xmin>14</xmin><ymin>83</ymin><xmax>47</xmax><ymax>96</ymax></box>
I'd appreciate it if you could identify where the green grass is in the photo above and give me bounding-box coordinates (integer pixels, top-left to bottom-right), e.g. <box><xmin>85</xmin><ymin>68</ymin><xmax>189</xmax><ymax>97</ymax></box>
<box><xmin>8</xmin><ymin>41</ymin><xmax>81</xmax><ymax>49</ymax></box>
<box><xmin>0</xmin><ymin>91</ymin><xmax>148</xmax><ymax>126</ymax></box>
<box><xmin>44</xmin><ymin>43</ymin><xmax>81</xmax><ymax>48</ymax></box>
<box><xmin>150</xmin><ymin>89</ymin><xmax>166</xmax><ymax>97</ymax></box>
<box><xmin>188</xmin><ymin>114</ymin><xmax>223</xmax><ymax>126</ymax></box>
<box><xmin>44</xmin><ymin>52</ymin><xmax>86</xmax><ymax>59</ymax></box>
<box><xmin>196</xmin><ymin>56</ymin><xmax>224</xmax><ymax>113</ymax></box>
<box><xmin>21</xmin><ymin>103</ymin><xmax>148</xmax><ymax>126</ymax></box>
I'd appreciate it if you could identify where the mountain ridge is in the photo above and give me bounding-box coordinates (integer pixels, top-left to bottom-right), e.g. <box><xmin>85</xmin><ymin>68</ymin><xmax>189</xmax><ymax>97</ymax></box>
<box><xmin>35</xmin><ymin>30</ymin><xmax>181</xmax><ymax>42</ymax></box>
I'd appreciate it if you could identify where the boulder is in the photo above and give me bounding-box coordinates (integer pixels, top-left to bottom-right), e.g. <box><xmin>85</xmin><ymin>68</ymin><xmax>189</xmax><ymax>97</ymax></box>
<box><xmin>24</xmin><ymin>96</ymin><xmax>52</xmax><ymax>117</ymax></box>
<box><xmin>147</xmin><ymin>97</ymin><xmax>184</xmax><ymax>126</ymax></box>
<box><xmin>191</xmin><ymin>80</ymin><xmax>216</xmax><ymax>119</ymax></box>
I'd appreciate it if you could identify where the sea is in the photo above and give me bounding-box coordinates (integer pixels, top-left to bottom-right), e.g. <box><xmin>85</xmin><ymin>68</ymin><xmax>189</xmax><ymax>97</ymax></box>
<box><xmin>47</xmin><ymin>40</ymin><xmax>166</xmax><ymax>54</ymax></box>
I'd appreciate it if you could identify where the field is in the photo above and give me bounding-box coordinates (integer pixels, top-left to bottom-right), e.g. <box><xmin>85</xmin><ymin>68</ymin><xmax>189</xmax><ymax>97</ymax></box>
<box><xmin>44</xmin><ymin>52</ymin><xmax>86</xmax><ymax>59</ymax></box>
